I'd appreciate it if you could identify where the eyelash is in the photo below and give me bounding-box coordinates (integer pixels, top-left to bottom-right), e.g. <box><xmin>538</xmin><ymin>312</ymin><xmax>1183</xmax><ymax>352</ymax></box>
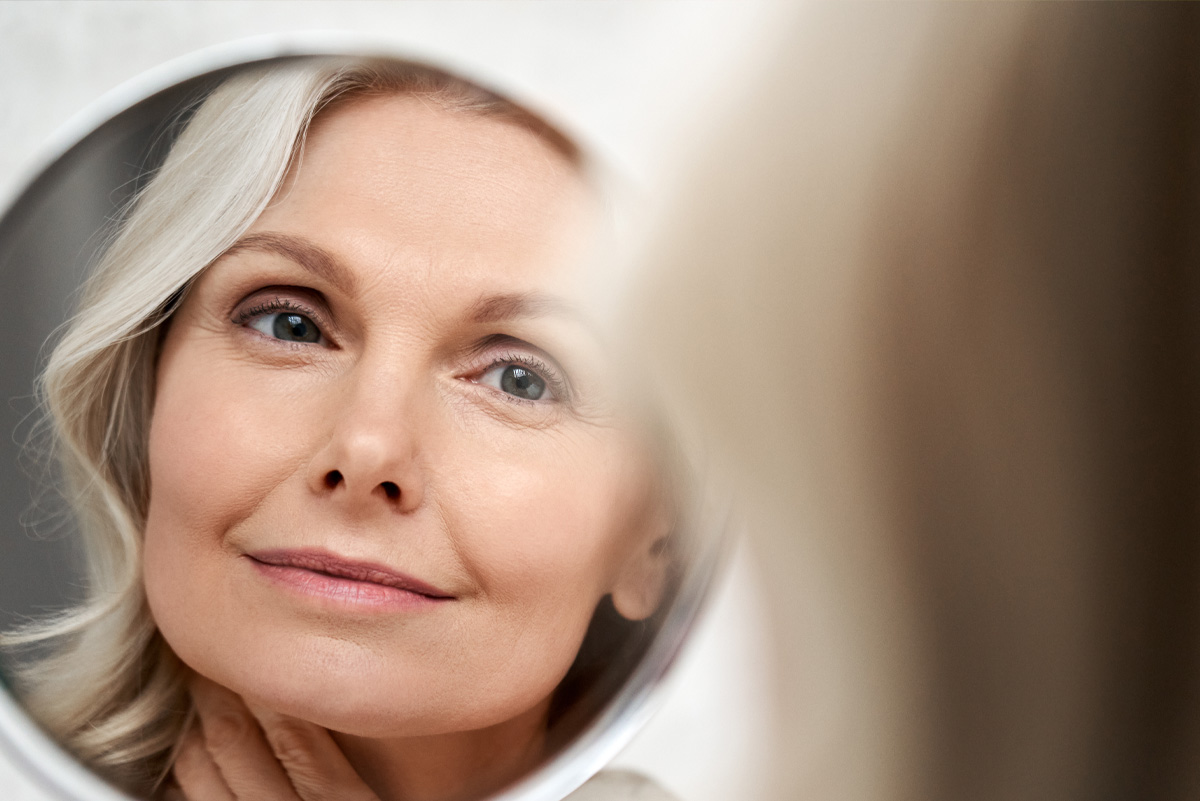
<box><xmin>474</xmin><ymin>352</ymin><xmax>567</xmax><ymax>405</ymax></box>
<box><xmin>232</xmin><ymin>297</ymin><xmax>328</xmax><ymax>344</ymax></box>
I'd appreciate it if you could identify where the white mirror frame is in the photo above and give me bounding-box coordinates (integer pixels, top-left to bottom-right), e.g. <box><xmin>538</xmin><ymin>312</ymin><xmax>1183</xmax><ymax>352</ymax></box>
<box><xmin>0</xmin><ymin>31</ymin><xmax>729</xmax><ymax>801</ymax></box>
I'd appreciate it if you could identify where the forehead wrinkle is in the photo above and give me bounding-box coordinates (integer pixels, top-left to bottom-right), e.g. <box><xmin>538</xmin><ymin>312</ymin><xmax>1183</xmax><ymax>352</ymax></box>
<box><xmin>225</xmin><ymin>232</ymin><xmax>359</xmax><ymax>296</ymax></box>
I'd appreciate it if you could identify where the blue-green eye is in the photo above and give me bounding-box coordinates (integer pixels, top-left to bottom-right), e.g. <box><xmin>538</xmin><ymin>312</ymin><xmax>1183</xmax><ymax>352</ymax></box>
<box><xmin>479</xmin><ymin>363</ymin><xmax>550</xmax><ymax>401</ymax></box>
<box><xmin>249</xmin><ymin>311</ymin><xmax>323</xmax><ymax>344</ymax></box>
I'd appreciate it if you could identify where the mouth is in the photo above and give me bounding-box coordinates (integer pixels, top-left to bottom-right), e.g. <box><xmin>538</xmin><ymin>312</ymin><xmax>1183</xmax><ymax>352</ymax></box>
<box><xmin>245</xmin><ymin>548</ymin><xmax>455</xmax><ymax>607</ymax></box>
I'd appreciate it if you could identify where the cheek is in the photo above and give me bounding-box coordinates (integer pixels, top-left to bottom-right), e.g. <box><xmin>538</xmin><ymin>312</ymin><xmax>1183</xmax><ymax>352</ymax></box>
<box><xmin>146</xmin><ymin>358</ymin><xmax>294</xmax><ymax>541</ymax></box>
<box><xmin>409</xmin><ymin>447</ymin><xmax>629</xmax><ymax>730</ymax></box>
<box><xmin>440</xmin><ymin>437</ymin><xmax>654</xmax><ymax>727</ymax></box>
<box><xmin>444</xmin><ymin>431</ymin><xmax>643</xmax><ymax>610</ymax></box>
<box><xmin>142</xmin><ymin>343</ymin><xmax>313</xmax><ymax>644</ymax></box>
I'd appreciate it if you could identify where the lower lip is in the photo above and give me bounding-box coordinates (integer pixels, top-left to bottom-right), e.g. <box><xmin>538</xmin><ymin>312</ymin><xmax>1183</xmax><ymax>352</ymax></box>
<box><xmin>248</xmin><ymin>559</ymin><xmax>449</xmax><ymax>611</ymax></box>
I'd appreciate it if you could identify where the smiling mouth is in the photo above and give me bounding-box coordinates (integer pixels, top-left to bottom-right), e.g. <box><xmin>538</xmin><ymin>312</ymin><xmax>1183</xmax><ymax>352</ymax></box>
<box><xmin>245</xmin><ymin>548</ymin><xmax>455</xmax><ymax>604</ymax></box>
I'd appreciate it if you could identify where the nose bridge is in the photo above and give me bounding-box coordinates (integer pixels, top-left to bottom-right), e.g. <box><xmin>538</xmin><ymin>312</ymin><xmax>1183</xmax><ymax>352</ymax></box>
<box><xmin>313</xmin><ymin>355</ymin><xmax>425</xmax><ymax>512</ymax></box>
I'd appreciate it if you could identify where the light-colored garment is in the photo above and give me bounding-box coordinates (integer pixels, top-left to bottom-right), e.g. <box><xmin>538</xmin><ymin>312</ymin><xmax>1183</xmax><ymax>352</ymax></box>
<box><xmin>564</xmin><ymin>770</ymin><xmax>679</xmax><ymax>801</ymax></box>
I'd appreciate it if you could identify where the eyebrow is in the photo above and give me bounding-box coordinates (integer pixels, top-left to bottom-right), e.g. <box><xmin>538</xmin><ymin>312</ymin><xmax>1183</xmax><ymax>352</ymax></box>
<box><xmin>223</xmin><ymin>235</ymin><xmax>587</xmax><ymax>328</ymax></box>
<box><xmin>223</xmin><ymin>232</ymin><xmax>358</xmax><ymax>295</ymax></box>
<box><xmin>467</xmin><ymin>292</ymin><xmax>586</xmax><ymax>325</ymax></box>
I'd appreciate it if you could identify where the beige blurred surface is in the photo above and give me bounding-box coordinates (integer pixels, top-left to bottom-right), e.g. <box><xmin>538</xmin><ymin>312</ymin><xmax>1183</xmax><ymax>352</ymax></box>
<box><xmin>630</xmin><ymin>4</ymin><xmax>1200</xmax><ymax>801</ymax></box>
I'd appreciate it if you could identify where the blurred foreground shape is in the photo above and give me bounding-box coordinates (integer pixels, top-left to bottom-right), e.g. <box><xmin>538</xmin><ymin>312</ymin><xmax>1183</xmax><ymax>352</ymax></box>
<box><xmin>628</xmin><ymin>4</ymin><xmax>1200</xmax><ymax>801</ymax></box>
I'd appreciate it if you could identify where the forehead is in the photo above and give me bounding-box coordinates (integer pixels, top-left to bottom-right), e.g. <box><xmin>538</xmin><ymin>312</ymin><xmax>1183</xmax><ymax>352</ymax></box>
<box><xmin>249</xmin><ymin>93</ymin><xmax>595</xmax><ymax>299</ymax></box>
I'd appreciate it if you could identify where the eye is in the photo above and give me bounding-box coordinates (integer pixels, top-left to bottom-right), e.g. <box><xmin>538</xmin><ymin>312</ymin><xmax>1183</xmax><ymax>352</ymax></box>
<box><xmin>248</xmin><ymin>310</ymin><xmax>324</xmax><ymax>344</ymax></box>
<box><xmin>478</xmin><ymin>363</ymin><xmax>550</xmax><ymax>401</ymax></box>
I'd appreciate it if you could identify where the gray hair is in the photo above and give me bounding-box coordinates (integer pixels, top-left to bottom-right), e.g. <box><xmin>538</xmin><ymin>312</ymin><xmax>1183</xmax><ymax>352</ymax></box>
<box><xmin>1</xmin><ymin>56</ymin><xmax>572</xmax><ymax>796</ymax></box>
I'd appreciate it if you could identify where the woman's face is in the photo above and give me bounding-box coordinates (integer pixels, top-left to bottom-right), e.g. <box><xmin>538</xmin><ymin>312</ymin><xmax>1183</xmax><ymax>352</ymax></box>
<box><xmin>143</xmin><ymin>94</ymin><xmax>667</xmax><ymax>739</ymax></box>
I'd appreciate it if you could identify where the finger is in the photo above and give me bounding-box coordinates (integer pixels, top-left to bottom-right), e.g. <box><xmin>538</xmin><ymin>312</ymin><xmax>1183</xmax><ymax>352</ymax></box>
<box><xmin>190</xmin><ymin>675</ymin><xmax>302</xmax><ymax>801</ymax></box>
<box><xmin>171</xmin><ymin>721</ymin><xmax>235</xmax><ymax>801</ymax></box>
<box><xmin>248</xmin><ymin>704</ymin><xmax>381</xmax><ymax>801</ymax></box>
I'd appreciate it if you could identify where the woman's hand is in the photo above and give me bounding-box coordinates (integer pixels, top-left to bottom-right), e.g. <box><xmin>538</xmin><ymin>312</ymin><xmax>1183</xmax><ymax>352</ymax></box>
<box><xmin>166</xmin><ymin>675</ymin><xmax>381</xmax><ymax>801</ymax></box>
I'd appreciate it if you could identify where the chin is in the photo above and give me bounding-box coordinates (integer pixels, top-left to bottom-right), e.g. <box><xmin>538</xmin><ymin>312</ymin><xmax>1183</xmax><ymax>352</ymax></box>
<box><xmin>176</xmin><ymin>629</ymin><xmax>559</xmax><ymax>739</ymax></box>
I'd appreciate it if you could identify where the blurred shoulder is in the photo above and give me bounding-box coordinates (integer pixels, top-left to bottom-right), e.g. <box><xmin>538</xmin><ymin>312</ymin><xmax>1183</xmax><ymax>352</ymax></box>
<box><xmin>564</xmin><ymin>770</ymin><xmax>679</xmax><ymax>801</ymax></box>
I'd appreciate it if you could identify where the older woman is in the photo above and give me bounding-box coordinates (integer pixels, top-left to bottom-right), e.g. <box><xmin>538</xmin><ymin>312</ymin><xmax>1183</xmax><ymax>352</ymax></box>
<box><xmin>2</xmin><ymin>58</ymin><xmax>678</xmax><ymax>801</ymax></box>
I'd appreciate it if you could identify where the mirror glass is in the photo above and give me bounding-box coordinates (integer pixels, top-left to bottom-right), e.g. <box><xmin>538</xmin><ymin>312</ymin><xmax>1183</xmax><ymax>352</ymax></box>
<box><xmin>0</xmin><ymin>49</ymin><xmax>723</xmax><ymax>801</ymax></box>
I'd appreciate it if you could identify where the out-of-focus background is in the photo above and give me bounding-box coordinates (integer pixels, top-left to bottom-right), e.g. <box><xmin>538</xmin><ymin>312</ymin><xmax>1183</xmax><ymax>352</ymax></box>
<box><xmin>0</xmin><ymin>3</ymin><xmax>782</xmax><ymax>801</ymax></box>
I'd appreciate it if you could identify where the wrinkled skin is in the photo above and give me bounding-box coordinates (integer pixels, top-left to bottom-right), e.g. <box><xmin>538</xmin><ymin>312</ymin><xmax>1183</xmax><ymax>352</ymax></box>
<box><xmin>146</xmin><ymin>95</ymin><xmax>669</xmax><ymax>801</ymax></box>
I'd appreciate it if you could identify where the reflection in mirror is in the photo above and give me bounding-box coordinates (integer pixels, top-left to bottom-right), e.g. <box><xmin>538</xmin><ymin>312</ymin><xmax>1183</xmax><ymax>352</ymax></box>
<box><xmin>0</xmin><ymin>55</ymin><xmax>716</xmax><ymax>801</ymax></box>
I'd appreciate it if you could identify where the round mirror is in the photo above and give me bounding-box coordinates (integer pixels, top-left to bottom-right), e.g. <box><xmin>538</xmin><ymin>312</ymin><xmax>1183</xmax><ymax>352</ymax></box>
<box><xmin>0</xmin><ymin>37</ymin><xmax>726</xmax><ymax>801</ymax></box>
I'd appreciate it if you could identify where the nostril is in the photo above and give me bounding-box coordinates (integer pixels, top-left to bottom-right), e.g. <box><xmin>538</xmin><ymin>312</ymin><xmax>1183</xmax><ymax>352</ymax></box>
<box><xmin>381</xmin><ymin>481</ymin><xmax>400</xmax><ymax>501</ymax></box>
<box><xmin>325</xmin><ymin>470</ymin><xmax>343</xmax><ymax>489</ymax></box>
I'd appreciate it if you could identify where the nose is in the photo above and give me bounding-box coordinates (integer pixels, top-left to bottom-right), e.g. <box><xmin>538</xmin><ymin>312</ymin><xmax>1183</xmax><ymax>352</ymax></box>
<box><xmin>306</xmin><ymin>367</ymin><xmax>425</xmax><ymax>514</ymax></box>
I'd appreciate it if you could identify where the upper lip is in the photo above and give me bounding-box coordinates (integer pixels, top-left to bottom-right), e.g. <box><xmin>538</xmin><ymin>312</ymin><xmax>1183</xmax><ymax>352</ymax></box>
<box><xmin>246</xmin><ymin>548</ymin><xmax>455</xmax><ymax>599</ymax></box>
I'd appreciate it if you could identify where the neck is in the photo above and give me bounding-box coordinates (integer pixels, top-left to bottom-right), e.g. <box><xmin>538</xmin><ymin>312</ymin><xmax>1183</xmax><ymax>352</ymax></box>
<box><xmin>331</xmin><ymin>701</ymin><xmax>550</xmax><ymax>801</ymax></box>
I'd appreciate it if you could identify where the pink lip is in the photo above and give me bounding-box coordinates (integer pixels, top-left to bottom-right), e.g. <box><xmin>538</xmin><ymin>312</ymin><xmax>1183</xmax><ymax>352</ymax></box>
<box><xmin>245</xmin><ymin>548</ymin><xmax>454</xmax><ymax>609</ymax></box>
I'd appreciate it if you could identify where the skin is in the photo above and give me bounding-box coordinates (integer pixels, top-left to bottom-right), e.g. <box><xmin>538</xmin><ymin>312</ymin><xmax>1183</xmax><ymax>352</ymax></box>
<box><xmin>144</xmin><ymin>94</ymin><xmax>670</xmax><ymax>801</ymax></box>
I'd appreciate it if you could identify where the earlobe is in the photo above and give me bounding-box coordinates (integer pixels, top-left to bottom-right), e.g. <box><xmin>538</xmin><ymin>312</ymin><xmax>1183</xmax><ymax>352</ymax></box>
<box><xmin>610</xmin><ymin>532</ymin><xmax>672</xmax><ymax>622</ymax></box>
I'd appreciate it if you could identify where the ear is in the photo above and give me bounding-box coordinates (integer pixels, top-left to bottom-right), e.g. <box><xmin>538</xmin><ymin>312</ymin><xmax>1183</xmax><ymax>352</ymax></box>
<box><xmin>610</xmin><ymin>509</ymin><xmax>674</xmax><ymax>622</ymax></box>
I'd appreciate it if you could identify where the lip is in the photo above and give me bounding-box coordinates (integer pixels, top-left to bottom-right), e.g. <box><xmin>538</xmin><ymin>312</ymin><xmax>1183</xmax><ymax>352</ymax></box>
<box><xmin>245</xmin><ymin>548</ymin><xmax>455</xmax><ymax>609</ymax></box>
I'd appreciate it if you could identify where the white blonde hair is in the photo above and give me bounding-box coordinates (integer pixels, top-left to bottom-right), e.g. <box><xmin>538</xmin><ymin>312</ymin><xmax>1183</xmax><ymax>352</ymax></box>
<box><xmin>1</xmin><ymin>56</ymin><xmax>576</xmax><ymax>796</ymax></box>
